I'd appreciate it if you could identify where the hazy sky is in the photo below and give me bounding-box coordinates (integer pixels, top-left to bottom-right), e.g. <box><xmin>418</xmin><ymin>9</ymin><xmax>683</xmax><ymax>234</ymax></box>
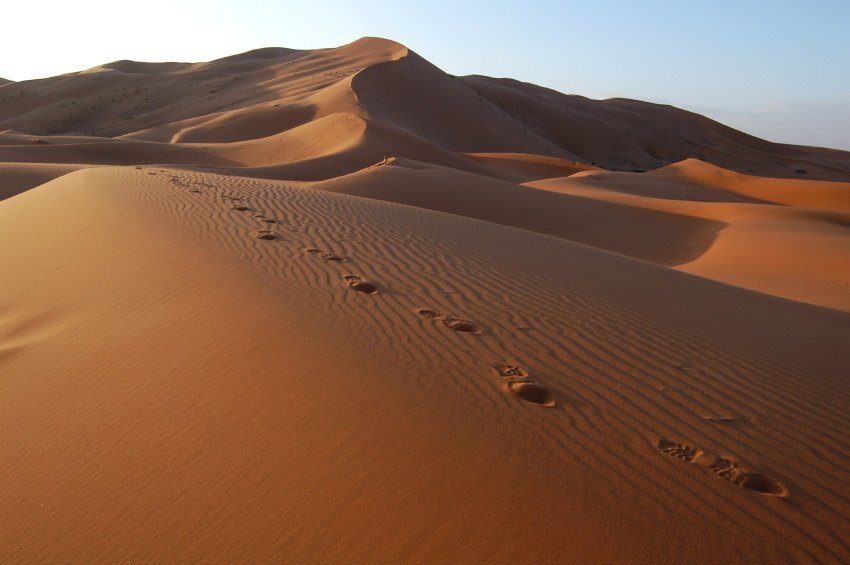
<box><xmin>2</xmin><ymin>0</ymin><xmax>848</xmax><ymax>149</ymax></box>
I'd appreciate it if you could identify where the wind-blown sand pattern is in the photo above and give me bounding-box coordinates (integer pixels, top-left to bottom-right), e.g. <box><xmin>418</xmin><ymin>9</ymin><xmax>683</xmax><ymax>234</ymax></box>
<box><xmin>1</xmin><ymin>38</ymin><xmax>849</xmax><ymax>562</ymax></box>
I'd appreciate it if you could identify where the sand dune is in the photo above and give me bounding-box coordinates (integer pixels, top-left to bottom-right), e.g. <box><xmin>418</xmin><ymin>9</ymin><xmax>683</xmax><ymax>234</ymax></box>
<box><xmin>2</xmin><ymin>167</ymin><xmax>849</xmax><ymax>562</ymax></box>
<box><xmin>313</xmin><ymin>158</ymin><xmax>725</xmax><ymax>266</ymax></box>
<box><xmin>0</xmin><ymin>162</ymin><xmax>87</xmax><ymax>200</ymax></box>
<box><xmin>651</xmin><ymin>158</ymin><xmax>850</xmax><ymax>211</ymax></box>
<box><xmin>2</xmin><ymin>37</ymin><xmax>850</xmax><ymax>562</ymax></box>
<box><xmin>462</xmin><ymin>152</ymin><xmax>598</xmax><ymax>182</ymax></box>
<box><xmin>461</xmin><ymin>76</ymin><xmax>850</xmax><ymax>180</ymax></box>
<box><xmin>3</xmin><ymin>37</ymin><xmax>849</xmax><ymax>179</ymax></box>
<box><xmin>527</xmin><ymin>162</ymin><xmax>850</xmax><ymax>311</ymax></box>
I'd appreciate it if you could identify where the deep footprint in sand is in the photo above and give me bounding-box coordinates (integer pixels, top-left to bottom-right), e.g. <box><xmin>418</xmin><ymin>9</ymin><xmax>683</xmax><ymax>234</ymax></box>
<box><xmin>321</xmin><ymin>253</ymin><xmax>346</xmax><ymax>263</ymax></box>
<box><xmin>658</xmin><ymin>440</ymin><xmax>787</xmax><ymax>496</ymax></box>
<box><xmin>343</xmin><ymin>276</ymin><xmax>378</xmax><ymax>294</ymax></box>
<box><xmin>658</xmin><ymin>439</ymin><xmax>702</xmax><ymax>462</ymax></box>
<box><xmin>710</xmin><ymin>458</ymin><xmax>788</xmax><ymax>496</ymax></box>
<box><xmin>509</xmin><ymin>382</ymin><xmax>555</xmax><ymax>407</ymax></box>
<box><xmin>443</xmin><ymin>317</ymin><xmax>480</xmax><ymax>334</ymax></box>
<box><xmin>254</xmin><ymin>230</ymin><xmax>278</xmax><ymax>241</ymax></box>
<box><xmin>231</xmin><ymin>204</ymin><xmax>250</xmax><ymax>211</ymax></box>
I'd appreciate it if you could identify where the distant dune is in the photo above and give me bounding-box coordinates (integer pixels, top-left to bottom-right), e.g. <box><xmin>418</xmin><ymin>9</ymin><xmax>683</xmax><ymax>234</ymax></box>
<box><xmin>2</xmin><ymin>37</ymin><xmax>849</xmax><ymax>179</ymax></box>
<box><xmin>1</xmin><ymin>37</ymin><xmax>849</xmax><ymax>562</ymax></box>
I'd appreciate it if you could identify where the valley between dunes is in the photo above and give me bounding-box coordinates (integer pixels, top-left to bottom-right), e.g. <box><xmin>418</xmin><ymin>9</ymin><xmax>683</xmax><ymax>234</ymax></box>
<box><xmin>1</xmin><ymin>38</ymin><xmax>849</xmax><ymax>562</ymax></box>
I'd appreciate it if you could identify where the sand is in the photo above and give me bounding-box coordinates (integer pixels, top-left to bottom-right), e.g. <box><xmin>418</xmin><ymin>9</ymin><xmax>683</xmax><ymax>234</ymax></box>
<box><xmin>1</xmin><ymin>37</ymin><xmax>849</xmax><ymax>563</ymax></box>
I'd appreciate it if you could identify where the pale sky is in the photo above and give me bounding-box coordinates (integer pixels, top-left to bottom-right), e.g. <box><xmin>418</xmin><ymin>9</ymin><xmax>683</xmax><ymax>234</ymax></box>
<box><xmin>2</xmin><ymin>0</ymin><xmax>848</xmax><ymax>150</ymax></box>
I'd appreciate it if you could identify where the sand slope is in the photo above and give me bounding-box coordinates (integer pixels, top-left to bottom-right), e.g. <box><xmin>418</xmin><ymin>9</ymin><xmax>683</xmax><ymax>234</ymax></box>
<box><xmin>2</xmin><ymin>37</ymin><xmax>849</xmax><ymax>179</ymax></box>
<box><xmin>313</xmin><ymin>158</ymin><xmax>725</xmax><ymax>266</ymax></box>
<box><xmin>527</xmin><ymin>161</ymin><xmax>850</xmax><ymax>310</ymax></box>
<box><xmin>461</xmin><ymin>76</ymin><xmax>850</xmax><ymax>180</ymax></box>
<box><xmin>2</xmin><ymin>38</ymin><xmax>850</xmax><ymax>562</ymax></box>
<box><xmin>0</xmin><ymin>162</ymin><xmax>87</xmax><ymax>200</ymax></box>
<box><xmin>1</xmin><ymin>167</ymin><xmax>849</xmax><ymax>562</ymax></box>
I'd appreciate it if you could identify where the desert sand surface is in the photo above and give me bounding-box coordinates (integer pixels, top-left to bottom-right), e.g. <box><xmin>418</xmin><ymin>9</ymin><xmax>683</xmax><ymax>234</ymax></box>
<box><xmin>1</xmin><ymin>38</ymin><xmax>849</xmax><ymax>563</ymax></box>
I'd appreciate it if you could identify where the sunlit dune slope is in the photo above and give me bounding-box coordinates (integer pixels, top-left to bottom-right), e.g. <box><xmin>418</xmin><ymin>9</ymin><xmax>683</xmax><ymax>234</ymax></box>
<box><xmin>0</xmin><ymin>162</ymin><xmax>87</xmax><ymax>200</ymax></box>
<box><xmin>2</xmin><ymin>37</ymin><xmax>849</xmax><ymax>179</ymax></box>
<box><xmin>528</xmin><ymin>162</ymin><xmax>850</xmax><ymax>310</ymax></box>
<box><xmin>1</xmin><ymin>167</ymin><xmax>848</xmax><ymax>562</ymax></box>
<box><xmin>0</xmin><ymin>38</ymin><xmax>405</xmax><ymax>143</ymax></box>
<box><xmin>312</xmin><ymin>158</ymin><xmax>724</xmax><ymax>266</ymax></box>
<box><xmin>2</xmin><ymin>36</ymin><xmax>850</xmax><ymax>562</ymax></box>
<box><xmin>650</xmin><ymin>158</ymin><xmax>850</xmax><ymax>211</ymax></box>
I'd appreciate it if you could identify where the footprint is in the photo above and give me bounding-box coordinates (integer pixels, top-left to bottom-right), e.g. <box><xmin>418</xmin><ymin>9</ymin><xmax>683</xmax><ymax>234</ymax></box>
<box><xmin>231</xmin><ymin>204</ymin><xmax>250</xmax><ymax>211</ymax></box>
<box><xmin>188</xmin><ymin>188</ymin><xmax>202</xmax><ymax>194</ymax></box>
<box><xmin>703</xmin><ymin>416</ymin><xmax>747</xmax><ymax>426</ymax></box>
<box><xmin>254</xmin><ymin>230</ymin><xmax>277</xmax><ymax>241</ymax></box>
<box><xmin>657</xmin><ymin>440</ymin><xmax>788</xmax><ymax>496</ymax></box>
<box><xmin>710</xmin><ymin>458</ymin><xmax>787</xmax><ymax>496</ymax></box>
<box><xmin>350</xmin><ymin>282</ymin><xmax>378</xmax><ymax>294</ymax></box>
<box><xmin>416</xmin><ymin>308</ymin><xmax>445</xmax><ymax>319</ymax></box>
<box><xmin>508</xmin><ymin>382</ymin><xmax>555</xmax><ymax>407</ymax></box>
<box><xmin>321</xmin><ymin>253</ymin><xmax>346</xmax><ymax>263</ymax></box>
<box><xmin>443</xmin><ymin>317</ymin><xmax>480</xmax><ymax>334</ymax></box>
<box><xmin>343</xmin><ymin>276</ymin><xmax>378</xmax><ymax>294</ymax></box>
<box><xmin>658</xmin><ymin>439</ymin><xmax>702</xmax><ymax>462</ymax></box>
<box><xmin>495</xmin><ymin>364</ymin><xmax>529</xmax><ymax>379</ymax></box>
<box><xmin>260</xmin><ymin>218</ymin><xmax>278</xmax><ymax>224</ymax></box>
<box><xmin>304</xmin><ymin>248</ymin><xmax>321</xmax><ymax>255</ymax></box>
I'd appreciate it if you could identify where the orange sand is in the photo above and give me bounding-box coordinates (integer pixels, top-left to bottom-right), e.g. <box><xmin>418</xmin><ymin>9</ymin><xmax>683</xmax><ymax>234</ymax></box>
<box><xmin>1</xmin><ymin>38</ymin><xmax>849</xmax><ymax>562</ymax></box>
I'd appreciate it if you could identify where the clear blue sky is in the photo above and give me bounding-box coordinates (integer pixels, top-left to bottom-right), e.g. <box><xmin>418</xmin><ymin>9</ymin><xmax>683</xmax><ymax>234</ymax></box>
<box><xmin>3</xmin><ymin>0</ymin><xmax>848</xmax><ymax>149</ymax></box>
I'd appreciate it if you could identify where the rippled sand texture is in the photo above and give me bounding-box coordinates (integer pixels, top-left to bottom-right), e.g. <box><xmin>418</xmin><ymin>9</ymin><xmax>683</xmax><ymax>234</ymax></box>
<box><xmin>1</xmin><ymin>38</ymin><xmax>849</xmax><ymax>563</ymax></box>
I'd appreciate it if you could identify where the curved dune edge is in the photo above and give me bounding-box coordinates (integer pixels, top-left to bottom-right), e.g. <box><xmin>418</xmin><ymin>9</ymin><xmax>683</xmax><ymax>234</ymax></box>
<box><xmin>311</xmin><ymin>157</ymin><xmax>727</xmax><ymax>267</ymax></box>
<box><xmin>2</xmin><ymin>128</ymin><xmax>846</xmax><ymax>311</ymax></box>
<box><xmin>310</xmin><ymin>157</ymin><xmax>850</xmax><ymax>311</ymax></box>
<box><xmin>526</xmin><ymin>163</ymin><xmax>850</xmax><ymax>311</ymax></box>
<box><xmin>0</xmin><ymin>162</ymin><xmax>90</xmax><ymax>200</ymax></box>
<box><xmin>0</xmin><ymin>166</ymin><xmax>848</xmax><ymax>562</ymax></box>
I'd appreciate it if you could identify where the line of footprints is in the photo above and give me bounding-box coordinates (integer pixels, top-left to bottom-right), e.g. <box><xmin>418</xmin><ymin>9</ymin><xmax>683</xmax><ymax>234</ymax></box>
<box><xmin>162</xmin><ymin>169</ymin><xmax>788</xmax><ymax>498</ymax></box>
<box><xmin>658</xmin><ymin>439</ymin><xmax>788</xmax><ymax>497</ymax></box>
<box><xmin>220</xmin><ymin>182</ymin><xmax>558</xmax><ymax>409</ymax></box>
<box><xmin>415</xmin><ymin>308</ymin><xmax>556</xmax><ymax>407</ymax></box>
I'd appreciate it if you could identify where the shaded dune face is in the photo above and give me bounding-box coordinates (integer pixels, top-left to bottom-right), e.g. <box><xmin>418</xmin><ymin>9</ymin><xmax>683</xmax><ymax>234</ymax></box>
<box><xmin>1</xmin><ymin>37</ymin><xmax>850</xmax><ymax>563</ymax></box>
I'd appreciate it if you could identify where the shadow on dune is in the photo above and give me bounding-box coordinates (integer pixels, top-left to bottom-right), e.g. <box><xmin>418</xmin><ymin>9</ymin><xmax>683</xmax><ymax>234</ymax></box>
<box><xmin>313</xmin><ymin>160</ymin><xmax>727</xmax><ymax>267</ymax></box>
